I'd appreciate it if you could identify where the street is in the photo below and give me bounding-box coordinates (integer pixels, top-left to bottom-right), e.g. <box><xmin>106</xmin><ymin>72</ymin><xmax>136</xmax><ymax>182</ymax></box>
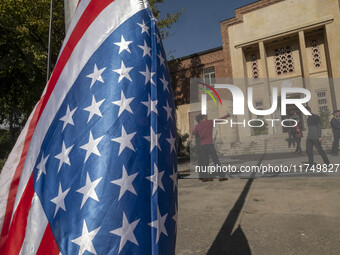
<box><xmin>176</xmin><ymin>154</ymin><xmax>340</xmax><ymax>254</ymax></box>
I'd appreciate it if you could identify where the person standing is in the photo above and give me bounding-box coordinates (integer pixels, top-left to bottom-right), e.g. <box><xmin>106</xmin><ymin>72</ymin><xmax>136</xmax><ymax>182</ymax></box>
<box><xmin>305</xmin><ymin>106</ymin><xmax>330</xmax><ymax>165</ymax></box>
<box><xmin>292</xmin><ymin>111</ymin><xmax>301</xmax><ymax>122</ymax></box>
<box><xmin>330</xmin><ymin>110</ymin><xmax>340</xmax><ymax>156</ymax></box>
<box><xmin>295</xmin><ymin>120</ymin><xmax>303</xmax><ymax>155</ymax></box>
<box><xmin>287</xmin><ymin>115</ymin><xmax>296</xmax><ymax>148</ymax></box>
<box><xmin>192</xmin><ymin>113</ymin><xmax>230</xmax><ymax>181</ymax></box>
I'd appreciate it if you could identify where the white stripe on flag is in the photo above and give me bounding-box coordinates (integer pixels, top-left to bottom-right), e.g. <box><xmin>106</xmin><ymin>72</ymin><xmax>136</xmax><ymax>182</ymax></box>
<box><xmin>0</xmin><ymin>104</ymin><xmax>36</xmax><ymax>232</ymax></box>
<box><xmin>19</xmin><ymin>193</ymin><xmax>48</xmax><ymax>255</ymax></box>
<box><xmin>58</xmin><ymin>0</ymin><xmax>91</xmax><ymax>59</ymax></box>
<box><xmin>11</xmin><ymin>0</ymin><xmax>148</xmax><ymax>224</ymax></box>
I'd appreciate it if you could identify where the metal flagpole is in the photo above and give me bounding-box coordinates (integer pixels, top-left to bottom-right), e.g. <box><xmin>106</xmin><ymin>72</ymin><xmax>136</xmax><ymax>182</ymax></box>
<box><xmin>46</xmin><ymin>0</ymin><xmax>54</xmax><ymax>83</ymax></box>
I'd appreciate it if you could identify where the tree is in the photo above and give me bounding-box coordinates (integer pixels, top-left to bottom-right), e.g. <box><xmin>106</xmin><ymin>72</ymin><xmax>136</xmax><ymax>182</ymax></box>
<box><xmin>149</xmin><ymin>0</ymin><xmax>183</xmax><ymax>39</ymax></box>
<box><xmin>0</xmin><ymin>0</ymin><xmax>182</xmax><ymax>169</ymax></box>
<box><xmin>0</xmin><ymin>0</ymin><xmax>65</xmax><ymax>148</ymax></box>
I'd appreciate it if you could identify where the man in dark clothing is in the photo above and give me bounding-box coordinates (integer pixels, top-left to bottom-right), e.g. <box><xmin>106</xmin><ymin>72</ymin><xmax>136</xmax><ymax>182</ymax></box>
<box><xmin>305</xmin><ymin>106</ymin><xmax>330</xmax><ymax>165</ymax></box>
<box><xmin>286</xmin><ymin>116</ymin><xmax>296</xmax><ymax>148</ymax></box>
<box><xmin>193</xmin><ymin>113</ymin><xmax>230</xmax><ymax>181</ymax></box>
<box><xmin>330</xmin><ymin>110</ymin><xmax>340</xmax><ymax>156</ymax></box>
<box><xmin>294</xmin><ymin>120</ymin><xmax>303</xmax><ymax>155</ymax></box>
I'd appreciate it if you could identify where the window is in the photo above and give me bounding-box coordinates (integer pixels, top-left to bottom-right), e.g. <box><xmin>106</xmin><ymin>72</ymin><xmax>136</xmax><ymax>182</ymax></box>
<box><xmin>317</xmin><ymin>91</ymin><xmax>326</xmax><ymax>98</ymax></box>
<box><xmin>318</xmin><ymin>99</ymin><xmax>327</xmax><ymax>105</ymax></box>
<box><xmin>255</xmin><ymin>100</ymin><xmax>263</xmax><ymax>108</ymax></box>
<box><xmin>311</xmin><ymin>39</ymin><xmax>321</xmax><ymax>68</ymax></box>
<box><xmin>203</xmin><ymin>67</ymin><xmax>215</xmax><ymax>85</ymax></box>
<box><xmin>319</xmin><ymin>106</ymin><xmax>328</xmax><ymax>112</ymax></box>
<box><xmin>254</xmin><ymin>100</ymin><xmax>264</xmax><ymax>119</ymax></box>
<box><xmin>250</xmin><ymin>54</ymin><xmax>259</xmax><ymax>79</ymax></box>
<box><xmin>316</xmin><ymin>89</ymin><xmax>328</xmax><ymax>112</ymax></box>
<box><xmin>274</xmin><ymin>46</ymin><xmax>294</xmax><ymax>76</ymax></box>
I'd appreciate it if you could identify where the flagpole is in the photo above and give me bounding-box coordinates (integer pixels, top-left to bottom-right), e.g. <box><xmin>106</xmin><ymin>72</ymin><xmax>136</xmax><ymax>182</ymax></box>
<box><xmin>46</xmin><ymin>0</ymin><xmax>54</xmax><ymax>83</ymax></box>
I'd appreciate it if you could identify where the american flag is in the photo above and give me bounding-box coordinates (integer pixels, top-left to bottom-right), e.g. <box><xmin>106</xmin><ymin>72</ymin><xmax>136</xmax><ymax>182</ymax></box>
<box><xmin>0</xmin><ymin>0</ymin><xmax>178</xmax><ymax>254</ymax></box>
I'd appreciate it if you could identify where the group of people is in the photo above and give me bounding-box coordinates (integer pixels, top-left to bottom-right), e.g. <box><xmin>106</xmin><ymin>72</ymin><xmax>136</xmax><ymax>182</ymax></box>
<box><xmin>287</xmin><ymin>108</ymin><xmax>340</xmax><ymax>165</ymax></box>
<box><xmin>192</xmin><ymin>107</ymin><xmax>340</xmax><ymax>182</ymax></box>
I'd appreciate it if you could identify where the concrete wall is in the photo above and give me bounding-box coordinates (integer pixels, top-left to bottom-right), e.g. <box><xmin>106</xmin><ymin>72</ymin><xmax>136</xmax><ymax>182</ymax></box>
<box><xmin>222</xmin><ymin>0</ymin><xmax>340</xmax><ymax>111</ymax></box>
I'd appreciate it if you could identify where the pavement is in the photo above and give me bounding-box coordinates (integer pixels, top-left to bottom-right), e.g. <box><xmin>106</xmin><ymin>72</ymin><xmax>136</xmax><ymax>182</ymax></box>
<box><xmin>176</xmin><ymin>153</ymin><xmax>340</xmax><ymax>255</ymax></box>
<box><xmin>182</xmin><ymin>152</ymin><xmax>340</xmax><ymax>179</ymax></box>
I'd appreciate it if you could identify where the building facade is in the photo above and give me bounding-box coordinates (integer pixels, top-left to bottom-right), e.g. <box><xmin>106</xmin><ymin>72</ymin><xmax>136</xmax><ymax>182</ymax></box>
<box><xmin>171</xmin><ymin>0</ymin><xmax>340</xmax><ymax>154</ymax></box>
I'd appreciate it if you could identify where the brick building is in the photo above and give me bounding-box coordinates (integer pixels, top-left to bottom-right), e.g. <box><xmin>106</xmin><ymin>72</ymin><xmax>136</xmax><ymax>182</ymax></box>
<box><xmin>170</xmin><ymin>0</ymin><xmax>340</xmax><ymax>155</ymax></box>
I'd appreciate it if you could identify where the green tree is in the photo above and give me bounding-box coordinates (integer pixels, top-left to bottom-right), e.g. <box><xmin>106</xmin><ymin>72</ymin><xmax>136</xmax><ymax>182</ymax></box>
<box><xmin>0</xmin><ymin>0</ymin><xmax>64</xmax><ymax>147</ymax></box>
<box><xmin>0</xmin><ymin>0</ymin><xmax>182</xmax><ymax>169</ymax></box>
<box><xmin>149</xmin><ymin>0</ymin><xmax>183</xmax><ymax>39</ymax></box>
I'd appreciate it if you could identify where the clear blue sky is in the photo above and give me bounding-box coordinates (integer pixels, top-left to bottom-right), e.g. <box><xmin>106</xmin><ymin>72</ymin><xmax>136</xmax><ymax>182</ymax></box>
<box><xmin>158</xmin><ymin>0</ymin><xmax>259</xmax><ymax>59</ymax></box>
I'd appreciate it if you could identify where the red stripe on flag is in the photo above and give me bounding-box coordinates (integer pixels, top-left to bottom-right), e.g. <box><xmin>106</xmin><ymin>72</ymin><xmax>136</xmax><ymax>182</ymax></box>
<box><xmin>0</xmin><ymin>95</ymin><xmax>45</xmax><ymax>238</ymax></box>
<box><xmin>1</xmin><ymin>175</ymin><xmax>34</xmax><ymax>255</ymax></box>
<box><xmin>38</xmin><ymin>0</ymin><xmax>115</xmax><ymax>123</ymax></box>
<box><xmin>0</xmin><ymin>0</ymin><xmax>115</xmax><ymax>252</ymax></box>
<box><xmin>36</xmin><ymin>225</ymin><xmax>60</xmax><ymax>255</ymax></box>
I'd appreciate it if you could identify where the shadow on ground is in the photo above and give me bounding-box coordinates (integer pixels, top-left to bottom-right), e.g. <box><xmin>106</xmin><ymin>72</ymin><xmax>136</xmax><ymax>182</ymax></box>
<box><xmin>206</xmin><ymin>179</ymin><xmax>253</xmax><ymax>255</ymax></box>
<box><xmin>206</xmin><ymin>154</ymin><xmax>266</xmax><ymax>254</ymax></box>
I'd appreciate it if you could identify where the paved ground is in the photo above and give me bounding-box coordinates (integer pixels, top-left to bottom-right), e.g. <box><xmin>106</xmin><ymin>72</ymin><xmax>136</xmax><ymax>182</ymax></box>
<box><xmin>185</xmin><ymin>153</ymin><xmax>340</xmax><ymax>179</ymax></box>
<box><xmin>176</xmin><ymin>154</ymin><xmax>340</xmax><ymax>255</ymax></box>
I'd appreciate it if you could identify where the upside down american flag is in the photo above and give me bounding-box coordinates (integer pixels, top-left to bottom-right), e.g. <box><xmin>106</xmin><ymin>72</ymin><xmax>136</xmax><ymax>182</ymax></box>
<box><xmin>0</xmin><ymin>0</ymin><xmax>178</xmax><ymax>254</ymax></box>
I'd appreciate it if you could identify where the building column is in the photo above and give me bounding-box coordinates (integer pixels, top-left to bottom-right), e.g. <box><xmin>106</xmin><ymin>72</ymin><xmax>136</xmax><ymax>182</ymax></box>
<box><xmin>235</xmin><ymin>48</ymin><xmax>251</xmax><ymax>141</ymax></box>
<box><xmin>259</xmin><ymin>41</ymin><xmax>274</xmax><ymax>135</ymax></box>
<box><xmin>298</xmin><ymin>31</ymin><xmax>313</xmax><ymax>104</ymax></box>
<box><xmin>324</xmin><ymin>24</ymin><xmax>337</xmax><ymax>111</ymax></box>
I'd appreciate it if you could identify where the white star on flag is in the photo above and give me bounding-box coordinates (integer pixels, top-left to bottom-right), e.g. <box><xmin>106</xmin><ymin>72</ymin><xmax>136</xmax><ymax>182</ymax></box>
<box><xmin>50</xmin><ymin>183</ymin><xmax>70</xmax><ymax>218</ymax></box>
<box><xmin>146</xmin><ymin>163</ymin><xmax>165</xmax><ymax>195</ymax></box>
<box><xmin>137</xmin><ymin>19</ymin><xmax>150</xmax><ymax>35</ymax></box>
<box><xmin>158</xmin><ymin>52</ymin><xmax>165</xmax><ymax>67</ymax></box>
<box><xmin>112</xmin><ymin>91</ymin><xmax>134</xmax><ymax>117</ymax></box>
<box><xmin>72</xmin><ymin>220</ymin><xmax>101</xmax><ymax>255</ymax></box>
<box><xmin>36</xmin><ymin>153</ymin><xmax>49</xmax><ymax>181</ymax></box>
<box><xmin>60</xmin><ymin>105</ymin><xmax>77</xmax><ymax>131</ymax></box>
<box><xmin>80</xmin><ymin>131</ymin><xmax>104</xmax><ymax>162</ymax></box>
<box><xmin>139</xmin><ymin>65</ymin><xmax>155</xmax><ymax>85</ymax></box>
<box><xmin>113</xmin><ymin>61</ymin><xmax>133</xmax><ymax>83</ymax></box>
<box><xmin>159</xmin><ymin>74</ymin><xmax>169</xmax><ymax>92</ymax></box>
<box><xmin>141</xmin><ymin>94</ymin><xmax>158</xmax><ymax>116</ymax></box>
<box><xmin>54</xmin><ymin>141</ymin><xmax>74</xmax><ymax>173</ymax></box>
<box><xmin>169</xmin><ymin>167</ymin><xmax>178</xmax><ymax>192</ymax></box>
<box><xmin>114</xmin><ymin>35</ymin><xmax>132</xmax><ymax>54</ymax></box>
<box><xmin>166</xmin><ymin>131</ymin><xmax>176</xmax><ymax>154</ymax></box>
<box><xmin>148</xmin><ymin>206</ymin><xmax>168</xmax><ymax>243</ymax></box>
<box><xmin>111</xmin><ymin>166</ymin><xmax>138</xmax><ymax>200</ymax></box>
<box><xmin>163</xmin><ymin>100</ymin><xmax>173</xmax><ymax>121</ymax></box>
<box><xmin>111</xmin><ymin>126</ymin><xmax>136</xmax><ymax>156</ymax></box>
<box><xmin>83</xmin><ymin>95</ymin><xmax>105</xmax><ymax>123</ymax></box>
<box><xmin>76</xmin><ymin>172</ymin><xmax>102</xmax><ymax>209</ymax></box>
<box><xmin>137</xmin><ymin>40</ymin><xmax>152</xmax><ymax>58</ymax></box>
<box><xmin>110</xmin><ymin>212</ymin><xmax>140</xmax><ymax>254</ymax></box>
<box><xmin>144</xmin><ymin>127</ymin><xmax>162</xmax><ymax>152</ymax></box>
<box><xmin>86</xmin><ymin>64</ymin><xmax>106</xmax><ymax>88</ymax></box>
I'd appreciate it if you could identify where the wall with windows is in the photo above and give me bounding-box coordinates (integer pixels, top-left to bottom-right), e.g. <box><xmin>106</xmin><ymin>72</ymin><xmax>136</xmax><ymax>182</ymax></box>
<box><xmin>169</xmin><ymin>47</ymin><xmax>228</xmax><ymax>106</ymax></box>
<box><xmin>220</xmin><ymin>0</ymin><xmax>340</xmax><ymax>139</ymax></box>
<box><xmin>170</xmin><ymin>0</ymin><xmax>340</xmax><ymax>145</ymax></box>
<box><xmin>169</xmin><ymin>47</ymin><xmax>231</xmax><ymax>138</ymax></box>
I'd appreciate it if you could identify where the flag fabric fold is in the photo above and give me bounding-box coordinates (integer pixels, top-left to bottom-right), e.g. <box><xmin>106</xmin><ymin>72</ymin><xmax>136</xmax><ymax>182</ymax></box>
<box><xmin>0</xmin><ymin>0</ymin><xmax>177</xmax><ymax>254</ymax></box>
